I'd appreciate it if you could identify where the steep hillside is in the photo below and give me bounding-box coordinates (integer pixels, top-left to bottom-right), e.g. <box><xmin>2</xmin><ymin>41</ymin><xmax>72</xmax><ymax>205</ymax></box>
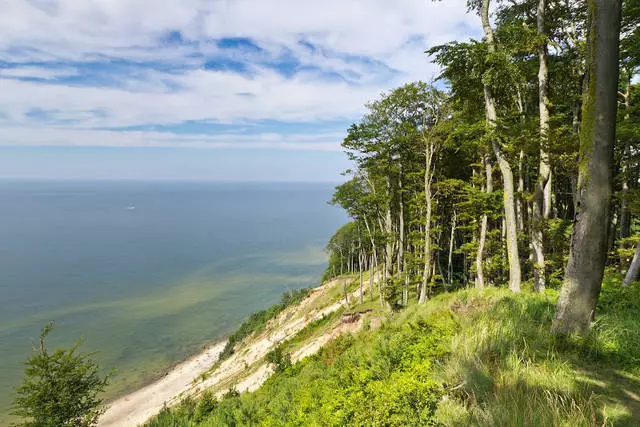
<box><xmin>145</xmin><ymin>276</ymin><xmax>640</xmax><ymax>426</ymax></box>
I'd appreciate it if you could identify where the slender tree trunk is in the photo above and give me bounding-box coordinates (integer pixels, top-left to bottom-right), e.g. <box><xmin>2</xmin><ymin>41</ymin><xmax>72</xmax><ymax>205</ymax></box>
<box><xmin>620</xmin><ymin>173</ymin><xmax>631</xmax><ymax>239</ymax></box>
<box><xmin>403</xmin><ymin>272</ymin><xmax>409</xmax><ymax>306</ymax></box>
<box><xmin>515</xmin><ymin>90</ymin><xmax>526</xmax><ymax>235</ymax></box>
<box><xmin>369</xmin><ymin>254</ymin><xmax>375</xmax><ymax>299</ymax></box>
<box><xmin>517</xmin><ymin>150</ymin><xmax>525</xmax><ymax>233</ymax></box>
<box><xmin>476</xmin><ymin>156</ymin><xmax>492</xmax><ymax>289</ymax></box>
<box><xmin>420</xmin><ymin>138</ymin><xmax>436</xmax><ymax>303</ymax></box>
<box><xmin>531</xmin><ymin>0</ymin><xmax>552</xmax><ymax>293</ymax></box>
<box><xmin>359</xmin><ymin>250</ymin><xmax>364</xmax><ymax>304</ymax></box>
<box><xmin>553</xmin><ymin>0</ymin><xmax>621</xmax><ymax>334</ymax></box>
<box><xmin>619</xmin><ymin>75</ymin><xmax>632</xmax><ymax>240</ymax></box>
<box><xmin>624</xmin><ymin>240</ymin><xmax>640</xmax><ymax>286</ymax></box>
<box><xmin>448</xmin><ymin>210</ymin><xmax>457</xmax><ymax>286</ymax></box>
<box><xmin>363</xmin><ymin>215</ymin><xmax>379</xmax><ymax>289</ymax></box>
<box><xmin>480</xmin><ymin>0</ymin><xmax>521</xmax><ymax>292</ymax></box>
<box><xmin>385</xmin><ymin>190</ymin><xmax>393</xmax><ymax>279</ymax></box>
<box><xmin>608</xmin><ymin>210</ymin><xmax>618</xmax><ymax>254</ymax></box>
<box><xmin>463</xmin><ymin>251</ymin><xmax>468</xmax><ymax>286</ymax></box>
<box><xmin>398</xmin><ymin>167</ymin><xmax>405</xmax><ymax>273</ymax></box>
<box><xmin>420</xmin><ymin>184</ymin><xmax>433</xmax><ymax>303</ymax></box>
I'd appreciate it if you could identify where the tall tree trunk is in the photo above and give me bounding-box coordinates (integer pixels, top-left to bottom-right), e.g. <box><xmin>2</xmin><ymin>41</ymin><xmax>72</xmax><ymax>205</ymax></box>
<box><xmin>476</xmin><ymin>156</ymin><xmax>492</xmax><ymax>289</ymax></box>
<box><xmin>403</xmin><ymin>266</ymin><xmax>409</xmax><ymax>306</ymax></box>
<box><xmin>553</xmin><ymin>0</ymin><xmax>621</xmax><ymax>335</ymax></box>
<box><xmin>619</xmin><ymin>75</ymin><xmax>632</xmax><ymax>240</ymax></box>
<box><xmin>608</xmin><ymin>210</ymin><xmax>618</xmax><ymax>254</ymax></box>
<box><xmin>620</xmin><ymin>171</ymin><xmax>631</xmax><ymax>239</ymax></box>
<box><xmin>448</xmin><ymin>210</ymin><xmax>457</xmax><ymax>286</ymax></box>
<box><xmin>363</xmin><ymin>215</ymin><xmax>379</xmax><ymax>287</ymax></box>
<box><xmin>369</xmin><ymin>254</ymin><xmax>375</xmax><ymax>299</ymax></box>
<box><xmin>517</xmin><ymin>150</ymin><xmax>525</xmax><ymax>233</ymax></box>
<box><xmin>531</xmin><ymin>0</ymin><xmax>552</xmax><ymax>293</ymax></box>
<box><xmin>385</xmin><ymin>190</ymin><xmax>393</xmax><ymax>279</ymax></box>
<box><xmin>480</xmin><ymin>0</ymin><xmax>521</xmax><ymax>292</ymax></box>
<box><xmin>398</xmin><ymin>168</ymin><xmax>405</xmax><ymax>273</ymax></box>
<box><xmin>420</xmin><ymin>136</ymin><xmax>436</xmax><ymax>303</ymax></box>
<box><xmin>359</xmin><ymin>250</ymin><xmax>364</xmax><ymax>304</ymax></box>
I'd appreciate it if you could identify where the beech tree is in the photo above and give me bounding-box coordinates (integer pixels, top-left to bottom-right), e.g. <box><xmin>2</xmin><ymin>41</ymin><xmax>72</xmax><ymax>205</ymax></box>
<box><xmin>552</xmin><ymin>0</ymin><xmax>622</xmax><ymax>334</ymax></box>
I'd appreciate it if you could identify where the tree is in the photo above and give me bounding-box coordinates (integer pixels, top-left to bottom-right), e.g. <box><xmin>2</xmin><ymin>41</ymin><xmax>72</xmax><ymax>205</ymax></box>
<box><xmin>12</xmin><ymin>323</ymin><xmax>111</xmax><ymax>427</ymax></box>
<box><xmin>478</xmin><ymin>0</ymin><xmax>522</xmax><ymax>292</ymax></box>
<box><xmin>531</xmin><ymin>0</ymin><xmax>552</xmax><ymax>293</ymax></box>
<box><xmin>419</xmin><ymin>86</ymin><xmax>447</xmax><ymax>303</ymax></box>
<box><xmin>553</xmin><ymin>0</ymin><xmax>622</xmax><ymax>335</ymax></box>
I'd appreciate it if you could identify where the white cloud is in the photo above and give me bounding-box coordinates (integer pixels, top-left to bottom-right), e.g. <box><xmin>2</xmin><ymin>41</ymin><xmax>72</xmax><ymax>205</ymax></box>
<box><xmin>0</xmin><ymin>66</ymin><xmax>78</xmax><ymax>80</ymax></box>
<box><xmin>0</xmin><ymin>124</ymin><xmax>344</xmax><ymax>151</ymax></box>
<box><xmin>0</xmin><ymin>0</ymin><xmax>480</xmax><ymax>148</ymax></box>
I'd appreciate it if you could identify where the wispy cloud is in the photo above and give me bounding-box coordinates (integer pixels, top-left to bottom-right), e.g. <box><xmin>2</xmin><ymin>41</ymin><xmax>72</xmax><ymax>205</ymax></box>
<box><xmin>0</xmin><ymin>0</ymin><xmax>479</xmax><ymax>150</ymax></box>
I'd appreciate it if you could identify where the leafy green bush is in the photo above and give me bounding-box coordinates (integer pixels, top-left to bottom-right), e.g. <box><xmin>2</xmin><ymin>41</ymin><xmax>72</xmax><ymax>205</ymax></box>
<box><xmin>265</xmin><ymin>344</ymin><xmax>291</xmax><ymax>373</ymax></box>
<box><xmin>12</xmin><ymin>323</ymin><xmax>111</xmax><ymax>427</ymax></box>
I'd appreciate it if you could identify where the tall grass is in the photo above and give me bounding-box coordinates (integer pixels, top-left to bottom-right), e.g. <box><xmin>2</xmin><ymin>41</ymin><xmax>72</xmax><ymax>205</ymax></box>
<box><xmin>436</xmin><ymin>281</ymin><xmax>640</xmax><ymax>426</ymax></box>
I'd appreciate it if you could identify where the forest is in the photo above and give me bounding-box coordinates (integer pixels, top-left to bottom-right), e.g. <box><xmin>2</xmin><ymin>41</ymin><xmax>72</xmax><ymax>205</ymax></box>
<box><xmin>325</xmin><ymin>0</ymin><xmax>638</xmax><ymax>335</ymax></box>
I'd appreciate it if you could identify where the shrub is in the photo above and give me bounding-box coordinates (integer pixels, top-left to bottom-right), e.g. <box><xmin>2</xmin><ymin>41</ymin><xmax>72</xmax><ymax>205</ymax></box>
<box><xmin>12</xmin><ymin>323</ymin><xmax>111</xmax><ymax>427</ymax></box>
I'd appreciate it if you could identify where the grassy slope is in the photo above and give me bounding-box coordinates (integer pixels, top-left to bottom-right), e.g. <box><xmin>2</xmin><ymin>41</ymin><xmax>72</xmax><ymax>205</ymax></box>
<box><xmin>147</xmin><ymin>275</ymin><xmax>640</xmax><ymax>426</ymax></box>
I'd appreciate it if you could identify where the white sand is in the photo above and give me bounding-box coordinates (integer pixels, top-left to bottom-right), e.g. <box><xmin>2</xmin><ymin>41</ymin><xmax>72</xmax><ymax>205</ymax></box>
<box><xmin>98</xmin><ymin>341</ymin><xmax>226</xmax><ymax>427</ymax></box>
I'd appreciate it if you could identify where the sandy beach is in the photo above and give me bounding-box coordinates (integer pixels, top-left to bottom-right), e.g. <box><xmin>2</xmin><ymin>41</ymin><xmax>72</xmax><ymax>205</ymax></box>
<box><xmin>98</xmin><ymin>341</ymin><xmax>227</xmax><ymax>427</ymax></box>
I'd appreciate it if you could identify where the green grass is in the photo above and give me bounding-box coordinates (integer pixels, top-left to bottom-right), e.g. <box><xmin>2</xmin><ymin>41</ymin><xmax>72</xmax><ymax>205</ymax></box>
<box><xmin>146</xmin><ymin>276</ymin><xmax>640</xmax><ymax>426</ymax></box>
<box><xmin>435</xmin><ymin>279</ymin><xmax>640</xmax><ymax>426</ymax></box>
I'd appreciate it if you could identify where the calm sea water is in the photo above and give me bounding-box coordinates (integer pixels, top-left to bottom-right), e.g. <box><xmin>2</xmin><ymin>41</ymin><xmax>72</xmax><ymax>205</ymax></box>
<box><xmin>0</xmin><ymin>181</ymin><xmax>345</xmax><ymax>420</ymax></box>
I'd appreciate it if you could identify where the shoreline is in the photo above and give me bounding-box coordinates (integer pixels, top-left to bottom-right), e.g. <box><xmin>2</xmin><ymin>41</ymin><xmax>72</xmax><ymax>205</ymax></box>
<box><xmin>98</xmin><ymin>339</ymin><xmax>228</xmax><ymax>427</ymax></box>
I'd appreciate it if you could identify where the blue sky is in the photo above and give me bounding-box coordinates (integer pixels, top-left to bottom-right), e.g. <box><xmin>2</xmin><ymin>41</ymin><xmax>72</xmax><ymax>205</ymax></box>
<box><xmin>0</xmin><ymin>0</ymin><xmax>478</xmax><ymax>181</ymax></box>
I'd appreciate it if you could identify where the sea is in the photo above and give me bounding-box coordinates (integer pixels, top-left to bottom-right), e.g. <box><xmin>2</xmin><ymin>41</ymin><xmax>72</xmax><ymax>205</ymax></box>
<box><xmin>0</xmin><ymin>180</ymin><xmax>346</xmax><ymax>422</ymax></box>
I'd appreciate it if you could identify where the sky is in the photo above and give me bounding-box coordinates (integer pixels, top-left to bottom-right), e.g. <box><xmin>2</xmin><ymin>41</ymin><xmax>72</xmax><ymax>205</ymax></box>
<box><xmin>0</xmin><ymin>0</ymin><xmax>479</xmax><ymax>182</ymax></box>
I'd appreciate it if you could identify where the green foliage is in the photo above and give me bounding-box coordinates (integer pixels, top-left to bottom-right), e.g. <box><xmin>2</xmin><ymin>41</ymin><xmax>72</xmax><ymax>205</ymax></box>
<box><xmin>148</xmin><ymin>301</ymin><xmax>455</xmax><ymax>426</ymax></box>
<box><xmin>219</xmin><ymin>288</ymin><xmax>311</xmax><ymax>360</ymax></box>
<box><xmin>11</xmin><ymin>323</ymin><xmax>111</xmax><ymax>427</ymax></box>
<box><xmin>265</xmin><ymin>343</ymin><xmax>291</xmax><ymax>373</ymax></box>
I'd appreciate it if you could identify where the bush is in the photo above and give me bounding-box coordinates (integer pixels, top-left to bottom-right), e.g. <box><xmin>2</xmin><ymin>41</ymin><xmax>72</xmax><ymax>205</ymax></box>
<box><xmin>265</xmin><ymin>344</ymin><xmax>292</xmax><ymax>373</ymax></box>
<box><xmin>12</xmin><ymin>323</ymin><xmax>111</xmax><ymax>427</ymax></box>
